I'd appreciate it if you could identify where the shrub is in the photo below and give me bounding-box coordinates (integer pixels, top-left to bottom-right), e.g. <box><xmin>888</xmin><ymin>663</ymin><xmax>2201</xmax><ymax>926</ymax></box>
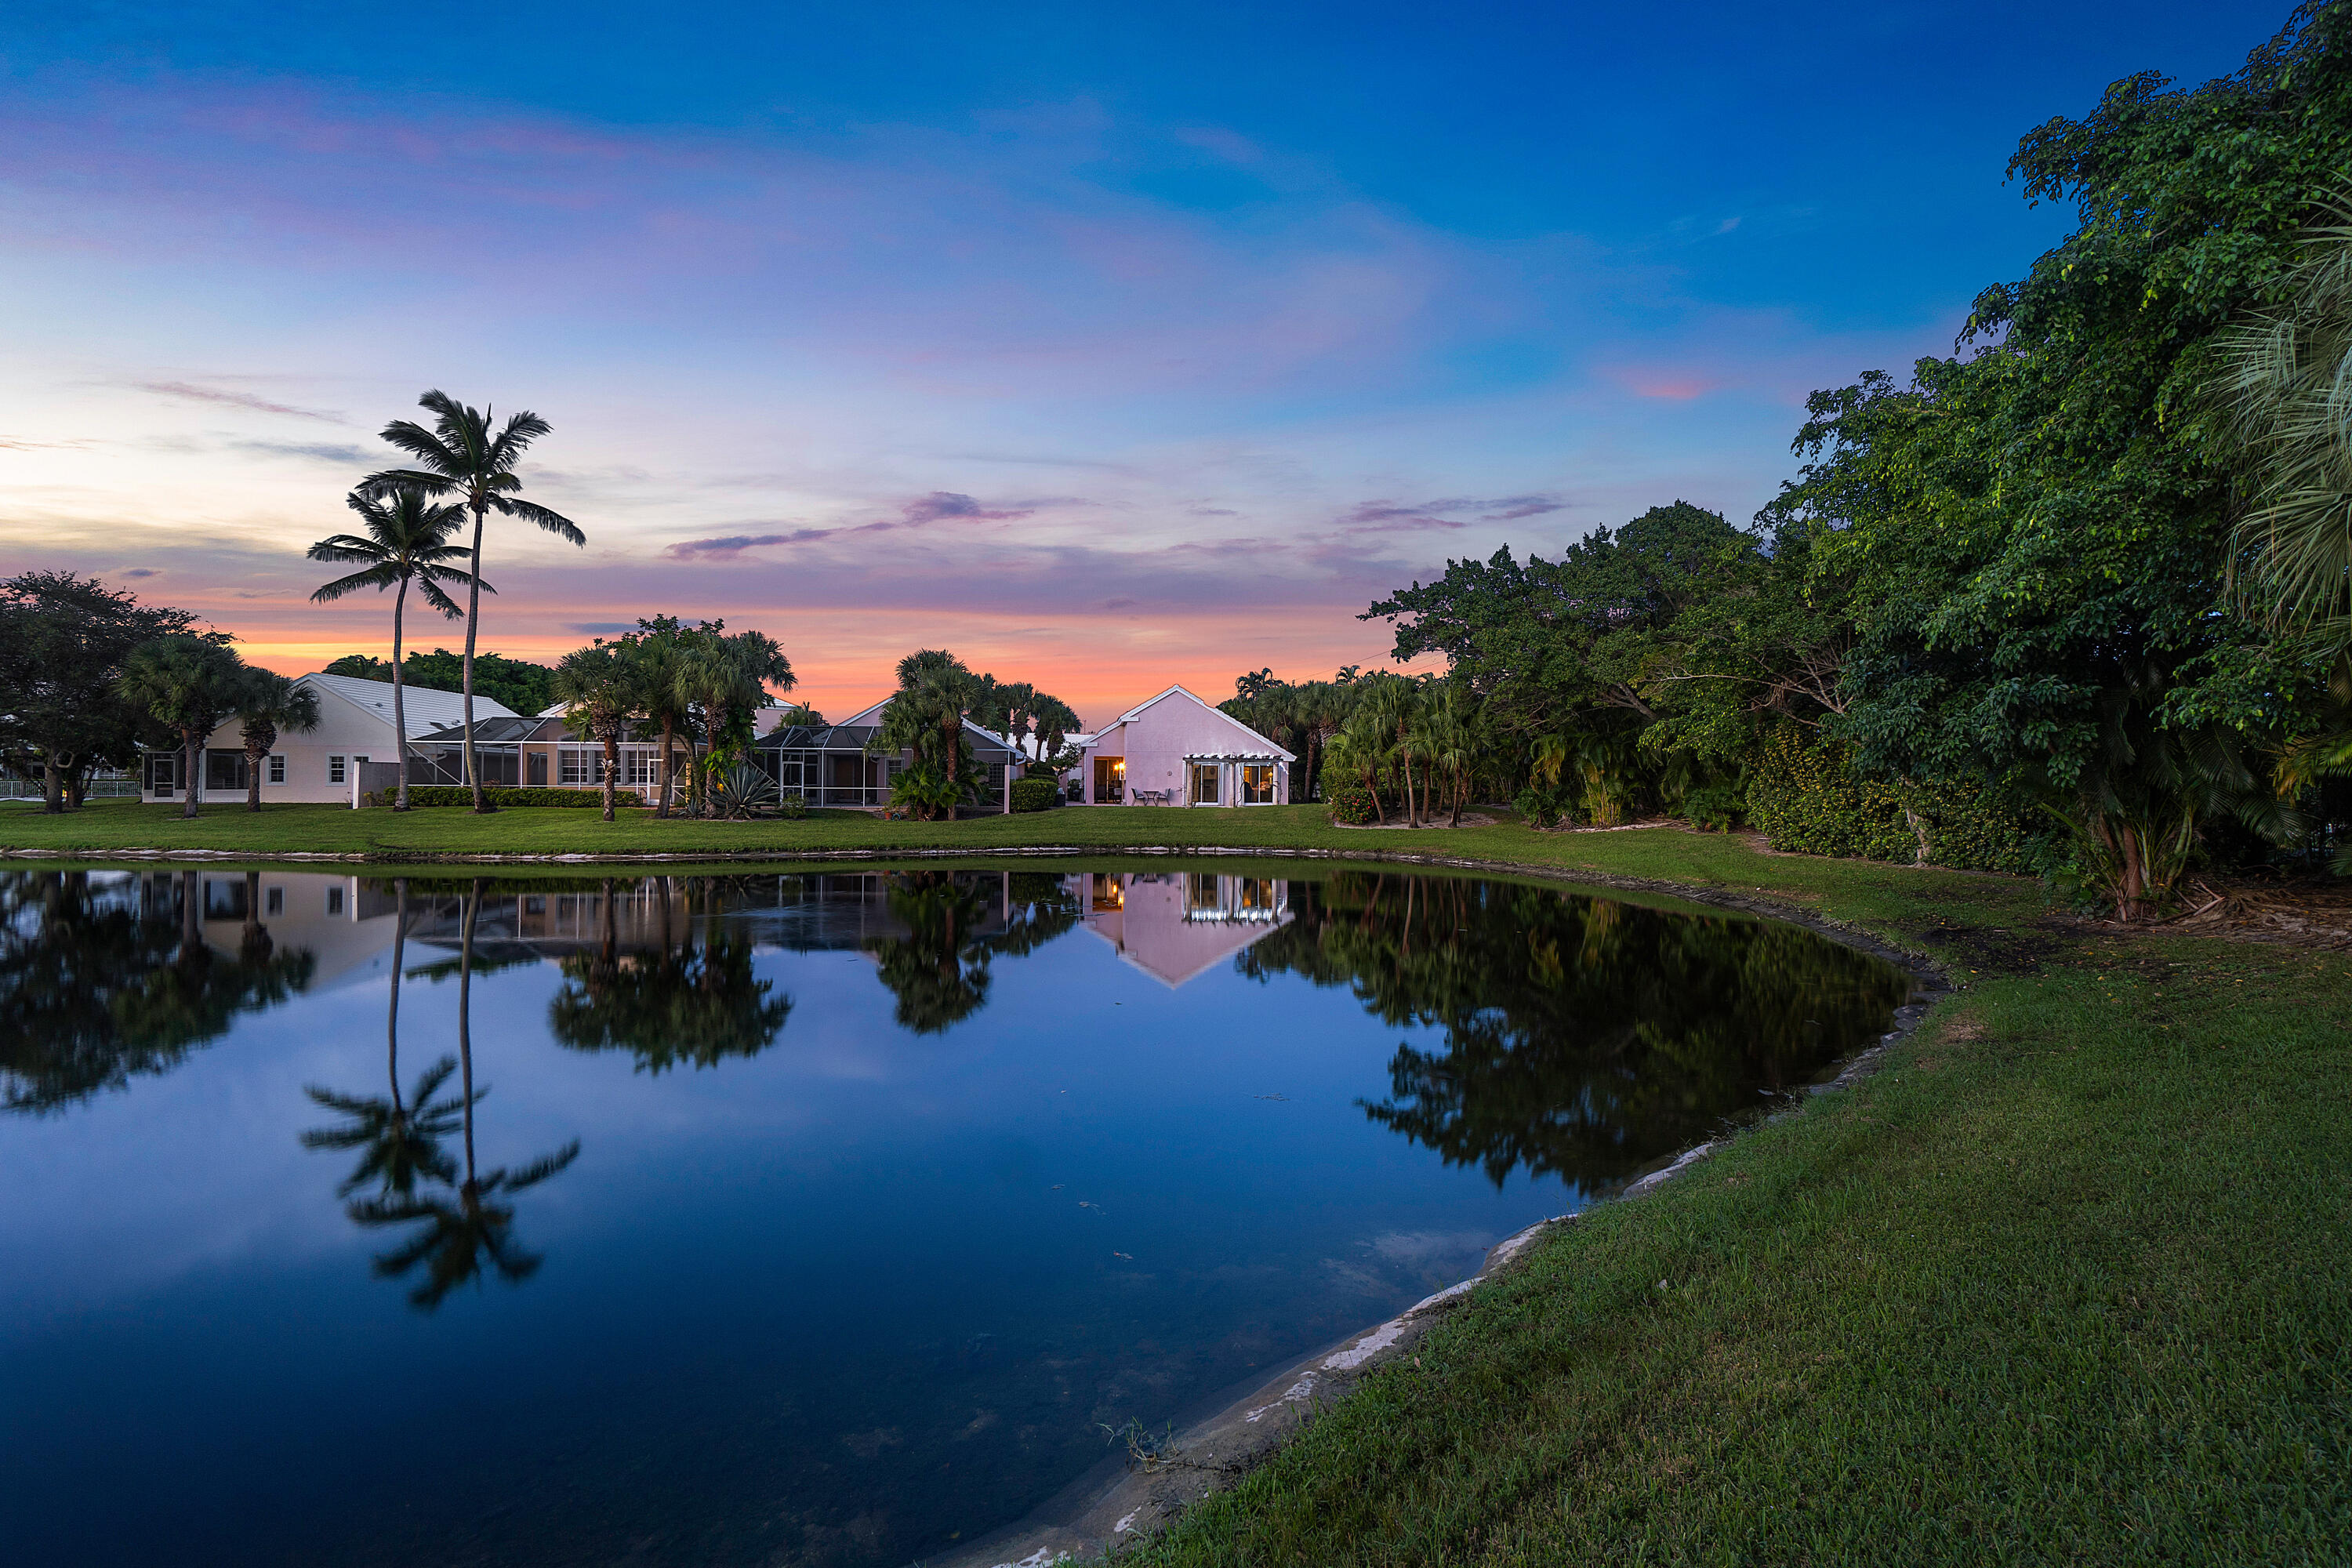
<box><xmin>1329</xmin><ymin>786</ymin><xmax>1377</xmax><ymax>826</ymax></box>
<box><xmin>372</xmin><ymin>785</ymin><xmax>644</xmax><ymax>809</ymax></box>
<box><xmin>1747</xmin><ymin>726</ymin><xmax>2053</xmax><ymax>873</ymax></box>
<box><xmin>1010</xmin><ymin>777</ymin><xmax>1058</xmax><ymax>813</ymax></box>
<box><xmin>1022</xmin><ymin>762</ymin><xmax>1058</xmax><ymax>779</ymax></box>
<box><xmin>1681</xmin><ymin>782</ymin><xmax>1745</xmax><ymax>833</ymax></box>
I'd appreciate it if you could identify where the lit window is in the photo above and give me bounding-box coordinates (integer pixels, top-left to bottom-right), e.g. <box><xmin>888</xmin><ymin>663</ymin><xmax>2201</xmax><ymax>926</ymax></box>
<box><xmin>1187</xmin><ymin>873</ymin><xmax>1221</xmax><ymax>910</ymax></box>
<box><xmin>1189</xmin><ymin>762</ymin><xmax>1220</xmax><ymax>804</ymax></box>
<box><xmin>267</xmin><ymin>754</ymin><xmax>285</xmax><ymax>785</ymax></box>
<box><xmin>328</xmin><ymin>756</ymin><xmax>347</xmax><ymax>785</ymax></box>
<box><xmin>1240</xmin><ymin>764</ymin><xmax>1275</xmax><ymax>804</ymax></box>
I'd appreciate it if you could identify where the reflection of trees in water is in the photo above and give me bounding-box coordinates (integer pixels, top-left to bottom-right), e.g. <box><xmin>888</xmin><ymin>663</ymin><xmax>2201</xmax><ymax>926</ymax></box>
<box><xmin>1241</xmin><ymin>873</ymin><xmax>1911</xmax><ymax>1190</ymax></box>
<box><xmin>547</xmin><ymin>877</ymin><xmax>793</xmax><ymax>1071</ymax></box>
<box><xmin>0</xmin><ymin>869</ymin><xmax>314</xmax><ymax>1115</ymax></box>
<box><xmin>862</xmin><ymin>870</ymin><xmax>1083</xmax><ymax>1034</ymax></box>
<box><xmin>309</xmin><ymin>880</ymin><xmax>579</xmax><ymax>1311</ymax></box>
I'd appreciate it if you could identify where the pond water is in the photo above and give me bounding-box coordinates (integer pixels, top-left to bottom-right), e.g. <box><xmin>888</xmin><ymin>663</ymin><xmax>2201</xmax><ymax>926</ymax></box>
<box><xmin>0</xmin><ymin>862</ymin><xmax>1911</xmax><ymax>1568</ymax></box>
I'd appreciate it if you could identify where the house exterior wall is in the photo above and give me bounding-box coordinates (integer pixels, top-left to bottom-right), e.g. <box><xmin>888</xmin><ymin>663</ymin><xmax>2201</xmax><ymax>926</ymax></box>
<box><xmin>1078</xmin><ymin>690</ymin><xmax>1290</xmax><ymax>807</ymax></box>
<box><xmin>148</xmin><ymin>694</ymin><xmax>405</xmax><ymax>804</ymax></box>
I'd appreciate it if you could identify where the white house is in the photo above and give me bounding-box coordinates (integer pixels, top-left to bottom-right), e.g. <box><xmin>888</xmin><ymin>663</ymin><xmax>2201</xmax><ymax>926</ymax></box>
<box><xmin>142</xmin><ymin>674</ymin><xmax>521</xmax><ymax>806</ymax></box>
<box><xmin>1073</xmin><ymin>684</ymin><xmax>1294</xmax><ymax>807</ymax></box>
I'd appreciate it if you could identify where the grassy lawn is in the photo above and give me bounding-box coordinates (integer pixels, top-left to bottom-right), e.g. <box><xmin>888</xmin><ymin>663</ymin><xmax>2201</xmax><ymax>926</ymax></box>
<box><xmin>7</xmin><ymin>804</ymin><xmax>2345</xmax><ymax>1561</ymax></box>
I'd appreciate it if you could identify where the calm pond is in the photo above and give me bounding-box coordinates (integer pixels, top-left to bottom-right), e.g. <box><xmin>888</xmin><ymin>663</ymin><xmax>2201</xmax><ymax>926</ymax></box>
<box><xmin>1</xmin><ymin>862</ymin><xmax>1911</xmax><ymax>1567</ymax></box>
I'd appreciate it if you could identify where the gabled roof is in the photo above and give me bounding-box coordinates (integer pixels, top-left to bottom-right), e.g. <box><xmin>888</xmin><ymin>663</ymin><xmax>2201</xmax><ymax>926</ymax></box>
<box><xmin>790</xmin><ymin>698</ymin><xmax>1021</xmax><ymax>757</ymax></box>
<box><xmin>1097</xmin><ymin>684</ymin><xmax>1296</xmax><ymax>762</ymax></box>
<box><xmin>302</xmin><ymin>673</ymin><xmax>517</xmax><ymax>733</ymax></box>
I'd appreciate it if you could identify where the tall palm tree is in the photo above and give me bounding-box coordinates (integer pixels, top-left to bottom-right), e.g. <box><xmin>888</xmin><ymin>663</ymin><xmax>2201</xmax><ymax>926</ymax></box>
<box><xmin>232</xmin><ymin>671</ymin><xmax>321</xmax><ymax>812</ymax></box>
<box><xmin>118</xmin><ymin>635</ymin><xmax>247</xmax><ymax>819</ymax></box>
<box><xmin>551</xmin><ymin>641</ymin><xmax>641</xmax><ymax>822</ymax></box>
<box><xmin>888</xmin><ymin>649</ymin><xmax>981</xmax><ymax>796</ymax></box>
<box><xmin>307</xmin><ymin>486</ymin><xmax>481</xmax><ymax>810</ymax></box>
<box><xmin>360</xmin><ymin>391</ymin><xmax>583</xmax><ymax>812</ymax></box>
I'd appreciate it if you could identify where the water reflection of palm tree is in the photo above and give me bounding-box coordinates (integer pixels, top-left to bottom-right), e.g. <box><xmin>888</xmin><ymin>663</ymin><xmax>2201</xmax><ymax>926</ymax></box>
<box><xmin>299</xmin><ymin>882</ymin><xmax>466</xmax><ymax>1197</ymax></box>
<box><xmin>350</xmin><ymin>879</ymin><xmax>579</xmax><ymax>1310</ymax></box>
<box><xmin>866</xmin><ymin>871</ymin><xmax>995</xmax><ymax>1034</ymax></box>
<box><xmin>548</xmin><ymin>876</ymin><xmax>792</xmax><ymax>1072</ymax></box>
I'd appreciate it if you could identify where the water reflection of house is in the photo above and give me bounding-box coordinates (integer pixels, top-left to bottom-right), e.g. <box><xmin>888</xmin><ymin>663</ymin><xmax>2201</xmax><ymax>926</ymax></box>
<box><xmin>401</xmin><ymin>873</ymin><xmax>1023</xmax><ymax>963</ymax></box>
<box><xmin>1072</xmin><ymin>871</ymin><xmax>1291</xmax><ymax>986</ymax></box>
<box><xmin>158</xmin><ymin>870</ymin><xmax>404</xmax><ymax>989</ymax></box>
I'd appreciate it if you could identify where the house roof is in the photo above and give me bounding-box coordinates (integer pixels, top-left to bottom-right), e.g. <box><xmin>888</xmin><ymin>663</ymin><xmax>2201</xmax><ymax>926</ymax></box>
<box><xmin>302</xmin><ymin>673</ymin><xmax>518</xmax><ymax>732</ymax></box>
<box><xmin>1096</xmin><ymin>684</ymin><xmax>1296</xmax><ymax>762</ymax></box>
<box><xmin>774</xmin><ymin>699</ymin><xmax>1021</xmax><ymax>757</ymax></box>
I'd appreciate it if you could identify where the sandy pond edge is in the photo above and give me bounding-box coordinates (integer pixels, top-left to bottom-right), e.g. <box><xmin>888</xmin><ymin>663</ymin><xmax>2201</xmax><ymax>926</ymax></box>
<box><xmin>5</xmin><ymin>841</ymin><xmax>1951</xmax><ymax>1568</ymax></box>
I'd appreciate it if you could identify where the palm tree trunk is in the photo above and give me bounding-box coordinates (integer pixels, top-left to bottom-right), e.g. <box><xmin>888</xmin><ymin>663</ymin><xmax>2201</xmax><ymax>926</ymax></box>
<box><xmin>461</xmin><ymin>499</ymin><xmax>492</xmax><ymax>814</ymax></box>
<box><xmin>656</xmin><ymin>716</ymin><xmax>674</xmax><ymax>818</ymax></box>
<box><xmin>246</xmin><ymin>740</ymin><xmax>263</xmax><ymax>811</ymax></box>
<box><xmin>459</xmin><ymin>880</ymin><xmax>479</xmax><ymax>1183</ymax></box>
<box><xmin>388</xmin><ymin>880</ymin><xmax>407</xmax><ymax>1112</ymax></box>
<box><xmin>392</xmin><ymin>576</ymin><xmax>412</xmax><ymax>810</ymax></box>
<box><xmin>183</xmin><ymin>727</ymin><xmax>201</xmax><ymax>820</ymax></box>
<box><xmin>601</xmin><ymin>730</ymin><xmax>619</xmax><ymax>822</ymax></box>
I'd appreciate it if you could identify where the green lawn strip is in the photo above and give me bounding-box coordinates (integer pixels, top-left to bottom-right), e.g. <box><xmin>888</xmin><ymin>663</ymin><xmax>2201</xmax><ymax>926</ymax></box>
<box><xmin>1127</xmin><ymin>934</ymin><xmax>2352</xmax><ymax>1566</ymax></box>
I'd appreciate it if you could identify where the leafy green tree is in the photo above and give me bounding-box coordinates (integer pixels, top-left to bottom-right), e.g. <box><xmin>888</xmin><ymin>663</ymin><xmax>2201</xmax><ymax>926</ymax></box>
<box><xmin>231</xmin><ymin>671</ymin><xmax>321</xmax><ymax>812</ymax></box>
<box><xmin>324</xmin><ymin>648</ymin><xmax>558</xmax><ymax>717</ymax></box>
<box><xmin>307</xmin><ymin>486</ymin><xmax>481</xmax><ymax>808</ymax></box>
<box><xmin>0</xmin><ymin>572</ymin><xmax>203</xmax><ymax>811</ymax></box>
<box><xmin>674</xmin><ymin>623</ymin><xmax>795</xmax><ymax>815</ymax></box>
<box><xmin>617</xmin><ymin>617</ymin><xmax>697</xmax><ymax>817</ymax></box>
<box><xmin>117</xmin><ymin>635</ymin><xmax>247</xmax><ymax>818</ymax></box>
<box><xmin>361</xmin><ymin>390</ymin><xmax>584</xmax><ymax>812</ymax></box>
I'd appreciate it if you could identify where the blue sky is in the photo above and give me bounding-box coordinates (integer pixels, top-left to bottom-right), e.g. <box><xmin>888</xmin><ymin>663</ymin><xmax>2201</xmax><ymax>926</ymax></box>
<box><xmin>0</xmin><ymin>0</ymin><xmax>2293</xmax><ymax>718</ymax></box>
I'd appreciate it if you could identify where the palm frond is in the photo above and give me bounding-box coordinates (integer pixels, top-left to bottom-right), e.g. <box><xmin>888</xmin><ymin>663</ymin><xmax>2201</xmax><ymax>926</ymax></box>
<box><xmin>310</xmin><ymin>567</ymin><xmax>399</xmax><ymax>602</ymax></box>
<box><xmin>357</xmin><ymin>466</ymin><xmax>459</xmax><ymax>499</ymax></box>
<box><xmin>492</xmin><ymin>495</ymin><xmax>586</xmax><ymax>544</ymax></box>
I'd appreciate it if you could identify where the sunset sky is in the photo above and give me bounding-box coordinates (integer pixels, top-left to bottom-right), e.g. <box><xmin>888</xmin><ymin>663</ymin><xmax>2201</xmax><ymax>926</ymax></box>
<box><xmin>2</xmin><ymin>0</ymin><xmax>2281</xmax><ymax>724</ymax></box>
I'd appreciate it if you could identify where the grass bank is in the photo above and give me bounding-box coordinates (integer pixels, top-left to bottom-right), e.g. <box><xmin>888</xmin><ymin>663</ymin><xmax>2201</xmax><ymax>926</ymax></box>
<box><xmin>8</xmin><ymin>804</ymin><xmax>2346</xmax><ymax>1561</ymax></box>
<box><xmin>1121</xmin><ymin>882</ymin><xmax>2350</xmax><ymax>1564</ymax></box>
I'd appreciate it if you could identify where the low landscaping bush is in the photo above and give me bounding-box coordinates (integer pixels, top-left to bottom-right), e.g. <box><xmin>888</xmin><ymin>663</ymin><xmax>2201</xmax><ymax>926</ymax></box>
<box><xmin>1328</xmin><ymin>786</ymin><xmax>1377</xmax><ymax>826</ymax></box>
<box><xmin>1010</xmin><ymin>777</ymin><xmax>1058</xmax><ymax>813</ymax></box>
<box><xmin>1747</xmin><ymin>725</ymin><xmax>2052</xmax><ymax>873</ymax></box>
<box><xmin>371</xmin><ymin>785</ymin><xmax>644</xmax><ymax>809</ymax></box>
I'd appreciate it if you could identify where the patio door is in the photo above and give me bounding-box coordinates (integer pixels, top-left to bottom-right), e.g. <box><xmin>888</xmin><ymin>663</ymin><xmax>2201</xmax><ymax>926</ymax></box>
<box><xmin>147</xmin><ymin>753</ymin><xmax>178</xmax><ymax>797</ymax></box>
<box><xmin>1093</xmin><ymin>757</ymin><xmax>1123</xmax><ymax>802</ymax></box>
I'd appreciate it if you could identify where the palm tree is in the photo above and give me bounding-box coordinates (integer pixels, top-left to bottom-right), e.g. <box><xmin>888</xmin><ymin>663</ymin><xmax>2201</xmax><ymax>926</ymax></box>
<box><xmin>621</xmin><ymin>617</ymin><xmax>694</xmax><ymax>818</ymax></box>
<box><xmin>551</xmin><ymin>641</ymin><xmax>640</xmax><ymax>822</ymax></box>
<box><xmin>360</xmin><ymin>391</ymin><xmax>583</xmax><ymax>813</ymax></box>
<box><xmin>232</xmin><ymin>671</ymin><xmax>322</xmax><ymax>811</ymax></box>
<box><xmin>118</xmin><ymin>635</ymin><xmax>246</xmax><ymax>819</ymax></box>
<box><xmin>879</xmin><ymin>650</ymin><xmax>981</xmax><ymax>803</ymax></box>
<box><xmin>1030</xmin><ymin>693</ymin><xmax>1081</xmax><ymax>771</ymax></box>
<box><xmin>675</xmin><ymin>627</ymin><xmax>795</xmax><ymax>815</ymax></box>
<box><xmin>2209</xmin><ymin>196</ymin><xmax>2352</xmax><ymax>645</ymax></box>
<box><xmin>307</xmin><ymin>486</ymin><xmax>481</xmax><ymax>810</ymax></box>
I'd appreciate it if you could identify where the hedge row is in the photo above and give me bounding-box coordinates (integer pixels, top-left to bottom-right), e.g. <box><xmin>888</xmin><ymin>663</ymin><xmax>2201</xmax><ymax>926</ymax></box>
<box><xmin>1747</xmin><ymin>728</ymin><xmax>2051</xmax><ymax>874</ymax></box>
<box><xmin>368</xmin><ymin>786</ymin><xmax>645</xmax><ymax>809</ymax></box>
<box><xmin>1009</xmin><ymin>778</ymin><xmax>1058</xmax><ymax>813</ymax></box>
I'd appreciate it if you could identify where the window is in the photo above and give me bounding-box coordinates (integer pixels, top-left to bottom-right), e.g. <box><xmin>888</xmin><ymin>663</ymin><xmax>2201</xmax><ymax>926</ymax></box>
<box><xmin>1186</xmin><ymin>873</ymin><xmax>1221</xmax><ymax>911</ymax></box>
<box><xmin>267</xmin><ymin>754</ymin><xmax>286</xmax><ymax>785</ymax></box>
<box><xmin>559</xmin><ymin>748</ymin><xmax>603</xmax><ymax>786</ymax></box>
<box><xmin>1189</xmin><ymin>762</ymin><xmax>1221</xmax><ymax>805</ymax></box>
<box><xmin>623</xmin><ymin>749</ymin><xmax>659</xmax><ymax>787</ymax></box>
<box><xmin>264</xmin><ymin>886</ymin><xmax>285</xmax><ymax>916</ymax></box>
<box><xmin>328</xmin><ymin>755</ymin><xmax>347</xmax><ymax>786</ymax></box>
<box><xmin>1240</xmin><ymin>763</ymin><xmax>1275</xmax><ymax>804</ymax></box>
<box><xmin>205</xmin><ymin>750</ymin><xmax>246</xmax><ymax>792</ymax></box>
<box><xmin>325</xmin><ymin>886</ymin><xmax>346</xmax><ymax>916</ymax></box>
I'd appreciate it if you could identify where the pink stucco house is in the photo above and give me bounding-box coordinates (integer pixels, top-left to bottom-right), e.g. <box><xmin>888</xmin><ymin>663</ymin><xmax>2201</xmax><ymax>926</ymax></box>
<box><xmin>1074</xmin><ymin>684</ymin><xmax>1294</xmax><ymax>806</ymax></box>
